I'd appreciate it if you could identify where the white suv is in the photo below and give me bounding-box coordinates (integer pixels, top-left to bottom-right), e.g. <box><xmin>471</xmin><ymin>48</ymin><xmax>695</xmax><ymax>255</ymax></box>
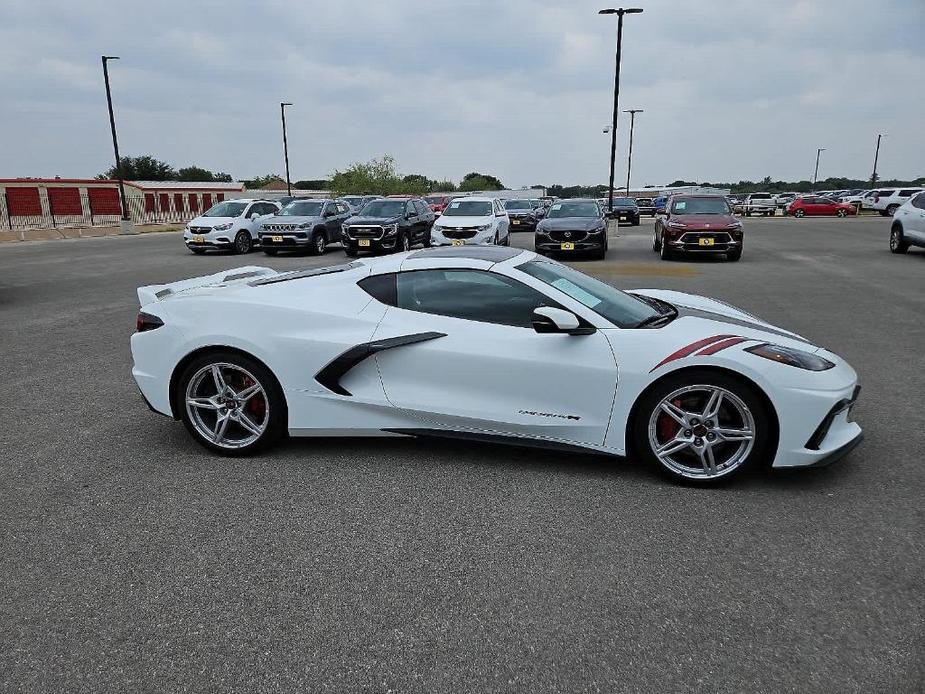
<box><xmin>430</xmin><ymin>197</ymin><xmax>510</xmax><ymax>246</ymax></box>
<box><xmin>890</xmin><ymin>191</ymin><xmax>925</xmax><ymax>254</ymax></box>
<box><xmin>184</xmin><ymin>199</ymin><xmax>280</xmax><ymax>254</ymax></box>
<box><xmin>867</xmin><ymin>188</ymin><xmax>924</xmax><ymax>216</ymax></box>
<box><xmin>742</xmin><ymin>193</ymin><xmax>776</xmax><ymax>216</ymax></box>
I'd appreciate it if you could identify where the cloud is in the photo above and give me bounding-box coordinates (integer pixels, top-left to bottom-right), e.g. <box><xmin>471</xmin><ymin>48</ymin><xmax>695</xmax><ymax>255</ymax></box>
<box><xmin>0</xmin><ymin>0</ymin><xmax>922</xmax><ymax>186</ymax></box>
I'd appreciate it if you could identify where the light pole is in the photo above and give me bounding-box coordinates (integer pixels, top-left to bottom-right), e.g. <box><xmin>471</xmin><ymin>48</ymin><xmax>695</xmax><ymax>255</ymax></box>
<box><xmin>599</xmin><ymin>7</ymin><xmax>643</xmax><ymax>214</ymax></box>
<box><xmin>812</xmin><ymin>147</ymin><xmax>825</xmax><ymax>191</ymax></box>
<box><xmin>101</xmin><ymin>56</ymin><xmax>129</xmax><ymax>222</ymax></box>
<box><xmin>280</xmin><ymin>102</ymin><xmax>293</xmax><ymax>196</ymax></box>
<box><xmin>623</xmin><ymin>108</ymin><xmax>643</xmax><ymax>195</ymax></box>
<box><xmin>870</xmin><ymin>134</ymin><xmax>884</xmax><ymax>188</ymax></box>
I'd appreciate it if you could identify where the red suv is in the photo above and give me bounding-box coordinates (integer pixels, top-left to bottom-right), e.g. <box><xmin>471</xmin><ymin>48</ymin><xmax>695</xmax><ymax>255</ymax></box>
<box><xmin>653</xmin><ymin>195</ymin><xmax>743</xmax><ymax>261</ymax></box>
<box><xmin>787</xmin><ymin>196</ymin><xmax>857</xmax><ymax>218</ymax></box>
<box><xmin>424</xmin><ymin>194</ymin><xmax>454</xmax><ymax>215</ymax></box>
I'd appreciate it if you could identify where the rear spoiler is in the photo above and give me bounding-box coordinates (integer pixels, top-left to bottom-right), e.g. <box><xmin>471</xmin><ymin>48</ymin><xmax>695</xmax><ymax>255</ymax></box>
<box><xmin>137</xmin><ymin>266</ymin><xmax>278</xmax><ymax>307</ymax></box>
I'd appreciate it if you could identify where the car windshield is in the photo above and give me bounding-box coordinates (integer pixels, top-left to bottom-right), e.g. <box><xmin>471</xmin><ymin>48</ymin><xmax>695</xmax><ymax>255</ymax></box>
<box><xmin>342</xmin><ymin>197</ymin><xmax>363</xmax><ymax>205</ymax></box>
<box><xmin>518</xmin><ymin>260</ymin><xmax>660</xmax><ymax>328</ymax></box>
<box><xmin>505</xmin><ymin>200</ymin><xmax>533</xmax><ymax>210</ymax></box>
<box><xmin>443</xmin><ymin>200</ymin><xmax>493</xmax><ymax>216</ymax></box>
<box><xmin>362</xmin><ymin>200</ymin><xmax>406</xmax><ymax>217</ymax></box>
<box><xmin>547</xmin><ymin>202</ymin><xmax>600</xmax><ymax>218</ymax></box>
<box><xmin>203</xmin><ymin>202</ymin><xmax>247</xmax><ymax>217</ymax></box>
<box><xmin>636</xmin><ymin>198</ymin><xmax>652</xmax><ymax>205</ymax></box>
<box><xmin>670</xmin><ymin>197</ymin><xmax>730</xmax><ymax>215</ymax></box>
<box><xmin>424</xmin><ymin>196</ymin><xmax>445</xmax><ymax>204</ymax></box>
<box><xmin>610</xmin><ymin>198</ymin><xmax>635</xmax><ymax>207</ymax></box>
<box><xmin>280</xmin><ymin>201</ymin><xmax>324</xmax><ymax>217</ymax></box>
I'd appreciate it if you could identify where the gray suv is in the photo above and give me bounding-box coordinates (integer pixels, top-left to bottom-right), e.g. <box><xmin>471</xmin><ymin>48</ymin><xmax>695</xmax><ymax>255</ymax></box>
<box><xmin>258</xmin><ymin>199</ymin><xmax>352</xmax><ymax>255</ymax></box>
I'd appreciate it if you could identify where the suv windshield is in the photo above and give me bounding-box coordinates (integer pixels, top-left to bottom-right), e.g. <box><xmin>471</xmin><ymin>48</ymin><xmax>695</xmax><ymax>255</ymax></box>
<box><xmin>203</xmin><ymin>202</ymin><xmax>247</xmax><ymax>217</ymax></box>
<box><xmin>362</xmin><ymin>200</ymin><xmax>406</xmax><ymax>218</ymax></box>
<box><xmin>505</xmin><ymin>200</ymin><xmax>533</xmax><ymax>210</ymax></box>
<box><xmin>424</xmin><ymin>196</ymin><xmax>446</xmax><ymax>205</ymax></box>
<box><xmin>670</xmin><ymin>197</ymin><xmax>730</xmax><ymax>215</ymax></box>
<box><xmin>610</xmin><ymin>198</ymin><xmax>635</xmax><ymax>207</ymax></box>
<box><xmin>518</xmin><ymin>260</ymin><xmax>660</xmax><ymax>328</ymax></box>
<box><xmin>443</xmin><ymin>200</ymin><xmax>493</xmax><ymax>216</ymax></box>
<box><xmin>280</xmin><ymin>201</ymin><xmax>324</xmax><ymax>217</ymax></box>
<box><xmin>547</xmin><ymin>202</ymin><xmax>600</xmax><ymax>218</ymax></box>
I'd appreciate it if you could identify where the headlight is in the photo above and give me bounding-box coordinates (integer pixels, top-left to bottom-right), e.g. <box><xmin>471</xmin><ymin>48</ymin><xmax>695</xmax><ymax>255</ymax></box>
<box><xmin>185</xmin><ymin>223</ymin><xmax>191</xmax><ymax>231</ymax></box>
<box><xmin>385</xmin><ymin>224</ymin><xmax>399</xmax><ymax>236</ymax></box>
<box><xmin>745</xmin><ymin>343</ymin><xmax>835</xmax><ymax>371</ymax></box>
<box><xmin>433</xmin><ymin>225</ymin><xmax>445</xmax><ymax>233</ymax></box>
<box><xmin>212</xmin><ymin>222</ymin><xmax>233</xmax><ymax>231</ymax></box>
<box><xmin>297</xmin><ymin>222</ymin><xmax>312</xmax><ymax>229</ymax></box>
<box><xmin>667</xmin><ymin>221</ymin><xmax>687</xmax><ymax>229</ymax></box>
<box><xmin>588</xmin><ymin>225</ymin><xmax>606</xmax><ymax>235</ymax></box>
<box><xmin>724</xmin><ymin>222</ymin><xmax>742</xmax><ymax>229</ymax></box>
<box><xmin>476</xmin><ymin>224</ymin><xmax>492</xmax><ymax>232</ymax></box>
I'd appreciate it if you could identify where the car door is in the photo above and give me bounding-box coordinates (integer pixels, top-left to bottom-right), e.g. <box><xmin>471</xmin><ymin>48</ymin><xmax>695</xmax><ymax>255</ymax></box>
<box><xmin>815</xmin><ymin>197</ymin><xmax>837</xmax><ymax>215</ymax></box>
<box><xmin>320</xmin><ymin>202</ymin><xmax>338</xmax><ymax>238</ymax></box>
<box><xmin>369</xmin><ymin>268</ymin><xmax>618</xmax><ymax>446</ymax></box>
<box><xmin>403</xmin><ymin>200</ymin><xmax>420</xmax><ymax>241</ymax></box>
<box><xmin>907</xmin><ymin>192</ymin><xmax>925</xmax><ymax>243</ymax></box>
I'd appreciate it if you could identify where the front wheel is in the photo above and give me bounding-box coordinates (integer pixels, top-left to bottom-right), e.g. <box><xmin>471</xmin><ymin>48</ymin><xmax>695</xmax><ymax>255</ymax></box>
<box><xmin>886</xmin><ymin>204</ymin><xmax>899</xmax><ymax>216</ymax></box>
<box><xmin>836</xmin><ymin>209</ymin><xmax>847</xmax><ymax>218</ymax></box>
<box><xmin>653</xmin><ymin>230</ymin><xmax>662</xmax><ymax>252</ymax></box>
<box><xmin>727</xmin><ymin>245</ymin><xmax>742</xmax><ymax>261</ymax></box>
<box><xmin>176</xmin><ymin>352</ymin><xmax>287</xmax><ymax>456</ymax></box>
<box><xmin>631</xmin><ymin>370</ymin><xmax>772</xmax><ymax>484</ymax></box>
<box><xmin>310</xmin><ymin>232</ymin><xmax>327</xmax><ymax>255</ymax></box>
<box><xmin>660</xmin><ymin>239</ymin><xmax>673</xmax><ymax>260</ymax></box>
<box><xmin>794</xmin><ymin>209</ymin><xmax>805</xmax><ymax>218</ymax></box>
<box><xmin>233</xmin><ymin>230</ymin><xmax>252</xmax><ymax>255</ymax></box>
<box><xmin>399</xmin><ymin>232</ymin><xmax>411</xmax><ymax>253</ymax></box>
<box><xmin>890</xmin><ymin>225</ymin><xmax>909</xmax><ymax>254</ymax></box>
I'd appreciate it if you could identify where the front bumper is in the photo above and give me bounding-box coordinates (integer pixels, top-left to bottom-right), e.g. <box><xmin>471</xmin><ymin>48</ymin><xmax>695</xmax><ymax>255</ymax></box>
<box><xmin>508</xmin><ymin>217</ymin><xmax>538</xmax><ymax>231</ymax></box>
<box><xmin>184</xmin><ymin>233</ymin><xmax>235</xmax><ymax>249</ymax></box>
<box><xmin>612</xmin><ymin>212</ymin><xmax>639</xmax><ymax>224</ymax></box>
<box><xmin>430</xmin><ymin>229</ymin><xmax>495</xmax><ymax>246</ymax></box>
<box><xmin>535</xmin><ymin>233</ymin><xmax>606</xmax><ymax>253</ymax></box>
<box><xmin>665</xmin><ymin>231</ymin><xmax>741</xmax><ymax>253</ymax></box>
<box><xmin>258</xmin><ymin>232</ymin><xmax>312</xmax><ymax>248</ymax></box>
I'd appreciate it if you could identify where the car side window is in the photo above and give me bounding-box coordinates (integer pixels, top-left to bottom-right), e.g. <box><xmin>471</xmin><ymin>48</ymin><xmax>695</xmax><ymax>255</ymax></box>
<box><xmin>899</xmin><ymin>189</ymin><xmax>920</xmax><ymax>197</ymax></box>
<box><xmin>415</xmin><ymin>200</ymin><xmax>428</xmax><ymax>215</ymax></box>
<box><xmin>406</xmin><ymin>201</ymin><xmax>416</xmax><ymax>217</ymax></box>
<box><xmin>912</xmin><ymin>193</ymin><xmax>925</xmax><ymax>210</ymax></box>
<box><xmin>395</xmin><ymin>269</ymin><xmax>558</xmax><ymax>329</ymax></box>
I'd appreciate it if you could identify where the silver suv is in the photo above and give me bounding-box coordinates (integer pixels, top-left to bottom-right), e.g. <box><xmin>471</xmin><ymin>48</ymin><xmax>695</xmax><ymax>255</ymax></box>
<box><xmin>258</xmin><ymin>199</ymin><xmax>352</xmax><ymax>255</ymax></box>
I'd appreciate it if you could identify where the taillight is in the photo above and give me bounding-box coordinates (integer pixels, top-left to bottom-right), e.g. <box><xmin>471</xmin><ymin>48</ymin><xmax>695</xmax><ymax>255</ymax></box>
<box><xmin>136</xmin><ymin>311</ymin><xmax>164</xmax><ymax>332</ymax></box>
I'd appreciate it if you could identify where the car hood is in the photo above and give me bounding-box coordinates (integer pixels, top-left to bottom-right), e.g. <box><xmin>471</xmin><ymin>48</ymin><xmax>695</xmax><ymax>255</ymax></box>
<box><xmin>630</xmin><ymin>289</ymin><xmax>819</xmax><ymax>351</ymax></box>
<box><xmin>539</xmin><ymin>217</ymin><xmax>605</xmax><ymax>231</ymax></box>
<box><xmin>665</xmin><ymin>214</ymin><xmax>738</xmax><ymax>228</ymax></box>
<box><xmin>261</xmin><ymin>215</ymin><xmax>322</xmax><ymax>225</ymax></box>
<box><xmin>346</xmin><ymin>215</ymin><xmax>402</xmax><ymax>225</ymax></box>
<box><xmin>435</xmin><ymin>215</ymin><xmax>494</xmax><ymax>226</ymax></box>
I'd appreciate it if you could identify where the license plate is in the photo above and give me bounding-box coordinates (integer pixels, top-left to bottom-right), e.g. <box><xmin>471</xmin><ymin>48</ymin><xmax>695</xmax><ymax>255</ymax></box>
<box><xmin>560</xmin><ymin>242</ymin><xmax>575</xmax><ymax>250</ymax></box>
<box><xmin>359</xmin><ymin>239</ymin><xmax>371</xmax><ymax>247</ymax></box>
<box><xmin>192</xmin><ymin>235</ymin><xmax>204</xmax><ymax>243</ymax></box>
<box><xmin>451</xmin><ymin>239</ymin><xmax>466</xmax><ymax>246</ymax></box>
<box><xmin>512</xmin><ymin>220</ymin><xmax>520</xmax><ymax>225</ymax></box>
<box><xmin>271</xmin><ymin>235</ymin><xmax>283</xmax><ymax>243</ymax></box>
<box><xmin>699</xmin><ymin>238</ymin><xmax>715</xmax><ymax>246</ymax></box>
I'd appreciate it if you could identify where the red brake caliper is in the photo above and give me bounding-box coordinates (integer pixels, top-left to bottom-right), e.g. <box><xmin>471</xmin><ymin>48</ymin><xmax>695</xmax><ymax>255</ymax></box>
<box><xmin>657</xmin><ymin>398</ymin><xmax>682</xmax><ymax>442</ymax></box>
<box><xmin>242</xmin><ymin>376</ymin><xmax>266</xmax><ymax>419</ymax></box>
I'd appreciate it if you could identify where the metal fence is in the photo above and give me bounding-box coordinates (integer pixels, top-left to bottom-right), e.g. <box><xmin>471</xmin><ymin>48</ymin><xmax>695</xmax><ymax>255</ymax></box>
<box><xmin>1</xmin><ymin>191</ymin><xmax>225</xmax><ymax>230</ymax></box>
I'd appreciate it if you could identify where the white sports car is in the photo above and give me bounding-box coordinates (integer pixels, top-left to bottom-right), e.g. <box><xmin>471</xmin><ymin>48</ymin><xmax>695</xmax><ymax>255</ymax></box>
<box><xmin>131</xmin><ymin>247</ymin><xmax>862</xmax><ymax>484</ymax></box>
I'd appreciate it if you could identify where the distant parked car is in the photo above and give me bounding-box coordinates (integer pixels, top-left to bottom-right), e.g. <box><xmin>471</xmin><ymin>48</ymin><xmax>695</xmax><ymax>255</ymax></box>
<box><xmin>339</xmin><ymin>195</ymin><xmax>367</xmax><ymax>214</ymax></box>
<box><xmin>430</xmin><ymin>197</ymin><xmax>509</xmax><ymax>247</ymax></box>
<box><xmin>775</xmin><ymin>193</ymin><xmax>797</xmax><ymax>210</ymax></box>
<box><xmin>653</xmin><ymin>196</ymin><xmax>669</xmax><ymax>214</ymax></box>
<box><xmin>258</xmin><ymin>198</ymin><xmax>352</xmax><ymax>255</ymax></box>
<box><xmin>504</xmin><ymin>199</ymin><xmax>542</xmax><ymax>231</ymax></box>
<box><xmin>635</xmin><ymin>197</ymin><xmax>656</xmax><ymax>216</ymax></box>
<box><xmin>535</xmin><ymin>199</ymin><xmax>608</xmax><ymax>259</ymax></box>
<box><xmin>742</xmin><ymin>193</ymin><xmax>776</xmax><ymax>216</ymax></box>
<box><xmin>424</xmin><ymin>194</ymin><xmax>454</xmax><ymax>216</ymax></box>
<box><xmin>607</xmin><ymin>197</ymin><xmax>641</xmax><ymax>225</ymax></box>
<box><xmin>868</xmin><ymin>188</ymin><xmax>924</xmax><ymax>216</ymax></box>
<box><xmin>528</xmin><ymin>199</ymin><xmax>548</xmax><ymax>218</ymax></box>
<box><xmin>786</xmin><ymin>196</ymin><xmax>857</xmax><ymax>218</ymax></box>
<box><xmin>342</xmin><ymin>197</ymin><xmax>435</xmax><ymax>255</ymax></box>
<box><xmin>184</xmin><ymin>199</ymin><xmax>280</xmax><ymax>255</ymax></box>
<box><xmin>889</xmin><ymin>191</ymin><xmax>925</xmax><ymax>254</ymax></box>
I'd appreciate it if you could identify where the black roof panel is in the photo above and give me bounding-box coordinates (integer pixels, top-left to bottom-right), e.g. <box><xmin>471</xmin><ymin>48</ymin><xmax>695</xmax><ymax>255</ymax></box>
<box><xmin>406</xmin><ymin>247</ymin><xmax>525</xmax><ymax>262</ymax></box>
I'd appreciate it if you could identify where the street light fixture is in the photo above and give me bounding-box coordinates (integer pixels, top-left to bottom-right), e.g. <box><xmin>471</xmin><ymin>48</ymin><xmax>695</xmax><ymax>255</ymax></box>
<box><xmin>870</xmin><ymin>134</ymin><xmax>885</xmax><ymax>188</ymax></box>
<box><xmin>599</xmin><ymin>7</ymin><xmax>643</xmax><ymax>213</ymax></box>
<box><xmin>101</xmin><ymin>55</ymin><xmax>129</xmax><ymax>222</ymax></box>
<box><xmin>812</xmin><ymin>147</ymin><xmax>826</xmax><ymax>191</ymax></box>
<box><xmin>623</xmin><ymin>108</ymin><xmax>643</xmax><ymax>195</ymax></box>
<box><xmin>280</xmin><ymin>102</ymin><xmax>293</xmax><ymax>196</ymax></box>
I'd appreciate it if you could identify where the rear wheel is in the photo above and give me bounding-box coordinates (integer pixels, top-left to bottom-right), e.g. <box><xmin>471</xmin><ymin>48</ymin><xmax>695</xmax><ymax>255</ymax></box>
<box><xmin>233</xmin><ymin>230</ymin><xmax>252</xmax><ymax>254</ymax></box>
<box><xmin>836</xmin><ymin>209</ymin><xmax>847</xmax><ymax>218</ymax></box>
<box><xmin>886</xmin><ymin>204</ymin><xmax>900</xmax><ymax>216</ymax></box>
<box><xmin>890</xmin><ymin>224</ymin><xmax>909</xmax><ymax>254</ymax></box>
<box><xmin>794</xmin><ymin>209</ymin><xmax>805</xmax><ymax>218</ymax></box>
<box><xmin>176</xmin><ymin>352</ymin><xmax>287</xmax><ymax>456</ymax></box>
<box><xmin>631</xmin><ymin>370</ymin><xmax>771</xmax><ymax>485</ymax></box>
<box><xmin>653</xmin><ymin>229</ymin><xmax>662</xmax><ymax>252</ymax></box>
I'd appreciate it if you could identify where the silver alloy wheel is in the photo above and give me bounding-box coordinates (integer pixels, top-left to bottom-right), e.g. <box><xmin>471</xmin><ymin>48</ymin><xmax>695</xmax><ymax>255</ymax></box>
<box><xmin>647</xmin><ymin>384</ymin><xmax>755</xmax><ymax>480</ymax></box>
<box><xmin>185</xmin><ymin>362</ymin><xmax>269</xmax><ymax>449</ymax></box>
<box><xmin>235</xmin><ymin>231</ymin><xmax>250</xmax><ymax>253</ymax></box>
<box><xmin>315</xmin><ymin>234</ymin><xmax>326</xmax><ymax>254</ymax></box>
<box><xmin>890</xmin><ymin>228</ymin><xmax>899</xmax><ymax>250</ymax></box>
<box><xmin>836</xmin><ymin>209</ymin><xmax>847</xmax><ymax>217</ymax></box>
<box><xmin>401</xmin><ymin>234</ymin><xmax>410</xmax><ymax>251</ymax></box>
<box><xmin>795</xmin><ymin>209</ymin><xmax>805</xmax><ymax>217</ymax></box>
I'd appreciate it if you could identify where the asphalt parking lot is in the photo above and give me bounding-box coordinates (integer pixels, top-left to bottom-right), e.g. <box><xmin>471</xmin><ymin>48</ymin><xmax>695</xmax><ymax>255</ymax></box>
<box><xmin>1</xmin><ymin>216</ymin><xmax>923</xmax><ymax>693</ymax></box>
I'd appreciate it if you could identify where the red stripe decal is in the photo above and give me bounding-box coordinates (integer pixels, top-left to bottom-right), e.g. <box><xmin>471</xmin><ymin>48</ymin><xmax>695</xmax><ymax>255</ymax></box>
<box><xmin>650</xmin><ymin>334</ymin><xmax>736</xmax><ymax>372</ymax></box>
<box><xmin>695</xmin><ymin>336</ymin><xmax>749</xmax><ymax>356</ymax></box>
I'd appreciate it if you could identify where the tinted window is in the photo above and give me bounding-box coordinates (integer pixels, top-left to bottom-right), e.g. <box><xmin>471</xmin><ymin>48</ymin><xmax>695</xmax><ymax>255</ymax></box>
<box><xmin>406</xmin><ymin>201</ymin><xmax>416</xmax><ymax>215</ymax></box>
<box><xmin>395</xmin><ymin>269</ymin><xmax>556</xmax><ymax>328</ymax></box>
<box><xmin>517</xmin><ymin>260</ymin><xmax>659</xmax><ymax>328</ymax></box>
<box><xmin>912</xmin><ymin>192</ymin><xmax>925</xmax><ymax>210</ymax></box>
<box><xmin>414</xmin><ymin>200</ymin><xmax>428</xmax><ymax>215</ymax></box>
<box><xmin>876</xmin><ymin>190</ymin><xmax>895</xmax><ymax>196</ymax></box>
<box><xmin>899</xmin><ymin>189</ymin><xmax>921</xmax><ymax>197</ymax></box>
<box><xmin>280</xmin><ymin>201</ymin><xmax>324</xmax><ymax>216</ymax></box>
<box><xmin>358</xmin><ymin>273</ymin><xmax>398</xmax><ymax>305</ymax></box>
<box><xmin>547</xmin><ymin>202</ymin><xmax>601</xmax><ymax>218</ymax></box>
<box><xmin>203</xmin><ymin>202</ymin><xmax>247</xmax><ymax>217</ymax></box>
<box><xmin>443</xmin><ymin>200</ymin><xmax>493</xmax><ymax>217</ymax></box>
<box><xmin>361</xmin><ymin>200</ymin><xmax>405</xmax><ymax>218</ymax></box>
<box><xmin>749</xmin><ymin>193</ymin><xmax>771</xmax><ymax>200</ymax></box>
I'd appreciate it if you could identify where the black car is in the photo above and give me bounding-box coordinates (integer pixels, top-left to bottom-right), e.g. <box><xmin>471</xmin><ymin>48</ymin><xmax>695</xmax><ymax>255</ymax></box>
<box><xmin>535</xmin><ymin>199</ymin><xmax>608</xmax><ymax>259</ymax></box>
<box><xmin>341</xmin><ymin>197</ymin><xmax>434</xmax><ymax>256</ymax></box>
<box><xmin>504</xmin><ymin>199</ymin><xmax>541</xmax><ymax>231</ymax></box>
<box><xmin>606</xmin><ymin>197</ymin><xmax>640</xmax><ymax>225</ymax></box>
<box><xmin>635</xmin><ymin>197</ymin><xmax>656</xmax><ymax>216</ymax></box>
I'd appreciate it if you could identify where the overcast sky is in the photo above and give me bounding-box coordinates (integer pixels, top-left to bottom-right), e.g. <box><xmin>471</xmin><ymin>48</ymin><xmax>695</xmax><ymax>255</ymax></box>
<box><xmin>2</xmin><ymin>0</ymin><xmax>923</xmax><ymax>187</ymax></box>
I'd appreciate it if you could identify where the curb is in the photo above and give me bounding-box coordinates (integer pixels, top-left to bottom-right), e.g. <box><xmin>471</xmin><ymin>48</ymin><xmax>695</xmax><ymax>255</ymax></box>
<box><xmin>0</xmin><ymin>225</ymin><xmax>184</xmax><ymax>244</ymax></box>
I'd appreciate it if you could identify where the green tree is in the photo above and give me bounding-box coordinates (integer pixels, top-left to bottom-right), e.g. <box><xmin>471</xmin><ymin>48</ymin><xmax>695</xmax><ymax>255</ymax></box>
<box><xmin>330</xmin><ymin>155</ymin><xmax>407</xmax><ymax>196</ymax></box>
<box><xmin>431</xmin><ymin>179</ymin><xmax>457</xmax><ymax>192</ymax></box>
<box><xmin>176</xmin><ymin>165</ymin><xmax>233</xmax><ymax>182</ymax></box>
<box><xmin>459</xmin><ymin>172</ymin><xmax>504</xmax><ymax>191</ymax></box>
<box><xmin>294</xmin><ymin>179</ymin><xmax>331</xmax><ymax>190</ymax></box>
<box><xmin>243</xmin><ymin>174</ymin><xmax>285</xmax><ymax>189</ymax></box>
<box><xmin>99</xmin><ymin>155</ymin><xmax>175</xmax><ymax>181</ymax></box>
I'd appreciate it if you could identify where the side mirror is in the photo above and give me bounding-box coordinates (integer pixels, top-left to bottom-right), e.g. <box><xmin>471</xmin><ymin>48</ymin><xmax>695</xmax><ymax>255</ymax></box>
<box><xmin>250</xmin><ymin>212</ymin><xmax>260</xmax><ymax>220</ymax></box>
<box><xmin>532</xmin><ymin>307</ymin><xmax>595</xmax><ymax>335</ymax></box>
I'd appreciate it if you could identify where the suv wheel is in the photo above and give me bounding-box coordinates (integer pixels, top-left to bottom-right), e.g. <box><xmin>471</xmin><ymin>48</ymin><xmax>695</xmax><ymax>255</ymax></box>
<box><xmin>890</xmin><ymin>224</ymin><xmax>909</xmax><ymax>254</ymax></box>
<box><xmin>233</xmin><ymin>230</ymin><xmax>252</xmax><ymax>255</ymax></box>
<box><xmin>400</xmin><ymin>233</ymin><xmax>411</xmax><ymax>253</ymax></box>
<box><xmin>653</xmin><ymin>230</ymin><xmax>662</xmax><ymax>252</ymax></box>
<box><xmin>660</xmin><ymin>239</ymin><xmax>673</xmax><ymax>260</ymax></box>
<box><xmin>886</xmin><ymin>204</ymin><xmax>900</xmax><ymax>216</ymax></box>
<box><xmin>311</xmin><ymin>232</ymin><xmax>326</xmax><ymax>255</ymax></box>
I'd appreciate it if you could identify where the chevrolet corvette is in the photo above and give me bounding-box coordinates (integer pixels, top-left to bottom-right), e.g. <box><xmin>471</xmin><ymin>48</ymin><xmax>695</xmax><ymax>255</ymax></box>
<box><xmin>131</xmin><ymin>247</ymin><xmax>862</xmax><ymax>484</ymax></box>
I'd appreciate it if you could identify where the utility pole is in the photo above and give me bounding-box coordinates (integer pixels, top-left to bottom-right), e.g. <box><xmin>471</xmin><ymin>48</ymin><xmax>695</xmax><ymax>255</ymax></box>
<box><xmin>280</xmin><ymin>102</ymin><xmax>293</xmax><ymax>196</ymax></box>
<box><xmin>102</xmin><ymin>55</ymin><xmax>130</xmax><ymax>227</ymax></box>
<box><xmin>623</xmin><ymin>108</ymin><xmax>643</xmax><ymax>195</ymax></box>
